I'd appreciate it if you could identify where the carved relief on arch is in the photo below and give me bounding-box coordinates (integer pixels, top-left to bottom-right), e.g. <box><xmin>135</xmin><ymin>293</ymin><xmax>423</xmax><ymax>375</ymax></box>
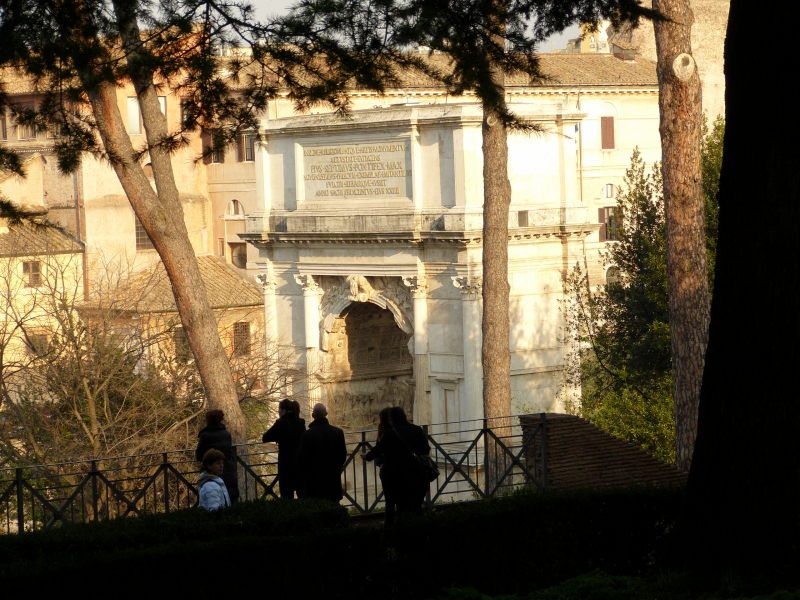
<box><xmin>318</xmin><ymin>275</ymin><xmax>413</xmax><ymax>351</ymax></box>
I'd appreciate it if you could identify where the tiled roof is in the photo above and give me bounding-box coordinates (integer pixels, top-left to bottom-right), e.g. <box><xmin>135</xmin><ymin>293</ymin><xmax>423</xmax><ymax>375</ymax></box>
<box><xmin>533</xmin><ymin>52</ymin><xmax>657</xmax><ymax>87</ymax></box>
<box><xmin>520</xmin><ymin>413</ymin><xmax>687</xmax><ymax>491</ymax></box>
<box><xmin>0</xmin><ymin>221</ymin><xmax>84</xmax><ymax>257</ymax></box>
<box><xmin>96</xmin><ymin>255</ymin><xmax>263</xmax><ymax>313</ymax></box>
<box><xmin>343</xmin><ymin>52</ymin><xmax>657</xmax><ymax>91</ymax></box>
<box><xmin>197</xmin><ymin>255</ymin><xmax>263</xmax><ymax>308</ymax></box>
<box><xmin>2</xmin><ymin>52</ymin><xmax>656</xmax><ymax>97</ymax></box>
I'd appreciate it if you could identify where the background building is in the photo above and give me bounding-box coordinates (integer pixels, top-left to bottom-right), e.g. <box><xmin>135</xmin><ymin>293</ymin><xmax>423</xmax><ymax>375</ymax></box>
<box><xmin>240</xmin><ymin>53</ymin><xmax>662</xmax><ymax>429</ymax></box>
<box><xmin>2</xmin><ymin>50</ymin><xmax>663</xmax><ymax>431</ymax></box>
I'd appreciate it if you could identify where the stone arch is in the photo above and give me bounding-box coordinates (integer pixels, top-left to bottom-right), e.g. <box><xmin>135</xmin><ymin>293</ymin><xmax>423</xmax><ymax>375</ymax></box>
<box><xmin>316</xmin><ymin>275</ymin><xmax>416</xmax><ymax>430</ymax></box>
<box><xmin>319</xmin><ymin>275</ymin><xmax>413</xmax><ymax>352</ymax></box>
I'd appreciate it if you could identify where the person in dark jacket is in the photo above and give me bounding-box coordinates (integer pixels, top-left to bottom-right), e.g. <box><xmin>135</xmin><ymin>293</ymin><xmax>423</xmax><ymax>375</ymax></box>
<box><xmin>262</xmin><ymin>398</ymin><xmax>306</xmax><ymax>499</ymax></box>
<box><xmin>297</xmin><ymin>403</ymin><xmax>347</xmax><ymax>502</ymax></box>
<box><xmin>362</xmin><ymin>407</ymin><xmax>398</xmax><ymax>526</ymax></box>
<box><xmin>195</xmin><ymin>409</ymin><xmax>239</xmax><ymax>503</ymax></box>
<box><xmin>362</xmin><ymin>406</ymin><xmax>430</xmax><ymax>525</ymax></box>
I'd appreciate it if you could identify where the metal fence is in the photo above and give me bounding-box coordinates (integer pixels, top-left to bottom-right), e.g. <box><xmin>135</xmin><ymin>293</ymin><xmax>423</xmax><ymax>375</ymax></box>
<box><xmin>0</xmin><ymin>413</ymin><xmax>548</xmax><ymax>535</ymax></box>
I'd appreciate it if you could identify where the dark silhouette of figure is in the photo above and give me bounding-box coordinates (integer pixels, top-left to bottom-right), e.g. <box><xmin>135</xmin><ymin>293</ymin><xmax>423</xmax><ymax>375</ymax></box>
<box><xmin>362</xmin><ymin>407</ymin><xmax>397</xmax><ymax>526</ymax></box>
<box><xmin>195</xmin><ymin>409</ymin><xmax>239</xmax><ymax>503</ymax></box>
<box><xmin>262</xmin><ymin>398</ymin><xmax>306</xmax><ymax>499</ymax></box>
<box><xmin>297</xmin><ymin>403</ymin><xmax>347</xmax><ymax>502</ymax></box>
<box><xmin>362</xmin><ymin>406</ymin><xmax>430</xmax><ymax>526</ymax></box>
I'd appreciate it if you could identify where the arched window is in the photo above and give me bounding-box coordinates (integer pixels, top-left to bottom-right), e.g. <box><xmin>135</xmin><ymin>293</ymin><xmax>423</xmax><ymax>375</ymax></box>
<box><xmin>227</xmin><ymin>199</ymin><xmax>244</xmax><ymax>217</ymax></box>
<box><xmin>230</xmin><ymin>243</ymin><xmax>247</xmax><ymax>269</ymax></box>
<box><xmin>606</xmin><ymin>266</ymin><xmax>621</xmax><ymax>287</ymax></box>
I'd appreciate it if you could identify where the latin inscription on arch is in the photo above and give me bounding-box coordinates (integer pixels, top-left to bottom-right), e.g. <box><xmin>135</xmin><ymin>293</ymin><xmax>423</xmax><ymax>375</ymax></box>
<box><xmin>303</xmin><ymin>142</ymin><xmax>409</xmax><ymax>200</ymax></box>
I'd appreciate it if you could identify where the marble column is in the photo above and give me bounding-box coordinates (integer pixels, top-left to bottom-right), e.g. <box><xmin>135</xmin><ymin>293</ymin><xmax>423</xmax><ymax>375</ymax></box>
<box><xmin>256</xmin><ymin>271</ymin><xmax>278</xmax><ymax>344</ymax></box>
<box><xmin>402</xmin><ymin>275</ymin><xmax>429</xmax><ymax>425</ymax></box>
<box><xmin>254</xmin><ymin>132</ymin><xmax>271</xmax><ymax>214</ymax></box>
<box><xmin>410</xmin><ymin>125</ymin><xmax>423</xmax><ymax>210</ymax></box>
<box><xmin>294</xmin><ymin>274</ymin><xmax>323</xmax><ymax>405</ymax></box>
<box><xmin>452</xmin><ymin>275</ymin><xmax>483</xmax><ymax>424</ymax></box>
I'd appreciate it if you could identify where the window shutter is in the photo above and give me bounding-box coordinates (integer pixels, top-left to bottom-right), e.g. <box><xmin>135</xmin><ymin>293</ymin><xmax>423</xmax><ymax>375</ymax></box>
<box><xmin>601</xmin><ymin>116</ymin><xmax>615</xmax><ymax>149</ymax></box>
<box><xmin>236</xmin><ymin>135</ymin><xmax>244</xmax><ymax>161</ymax></box>
<box><xmin>598</xmin><ymin>208</ymin><xmax>608</xmax><ymax>242</ymax></box>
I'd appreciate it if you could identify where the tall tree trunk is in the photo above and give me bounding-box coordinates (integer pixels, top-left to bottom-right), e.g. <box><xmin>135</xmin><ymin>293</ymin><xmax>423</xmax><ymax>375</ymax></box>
<box><xmin>668</xmin><ymin>0</ymin><xmax>800</xmax><ymax>576</ymax></box>
<box><xmin>73</xmin><ymin>2</ymin><xmax>246</xmax><ymax>443</ymax></box>
<box><xmin>482</xmin><ymin>110</ymin><xmax>512</xmax><ymax>424</ymax></box>
<box><xmin>481</xmin><ymin>0</ymin><xmax>513</xmax><ymax>489</ymax></box>
<box><xmin>652</xmin><ymin>0</ymin><xmax>708</xmax><ymax>471</ymax></box>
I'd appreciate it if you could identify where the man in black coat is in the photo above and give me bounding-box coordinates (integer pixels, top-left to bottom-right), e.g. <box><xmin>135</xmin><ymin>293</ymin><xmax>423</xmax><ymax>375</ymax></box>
<box><xmin>297</xmin><ymin>403</ymin><xmax>347</xmax><ymax>502</ymax></box>
<box><xmin>262</xmin><ymin>398</ymin><xmax>306</xmax><ymax>499</ymax></box>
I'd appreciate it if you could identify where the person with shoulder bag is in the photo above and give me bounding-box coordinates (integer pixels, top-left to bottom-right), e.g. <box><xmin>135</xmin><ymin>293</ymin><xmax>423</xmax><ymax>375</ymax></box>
<box><xmin>361</xmin><ymin>406</ymin><xmax>431</xmax><ymax>526</ymax></box>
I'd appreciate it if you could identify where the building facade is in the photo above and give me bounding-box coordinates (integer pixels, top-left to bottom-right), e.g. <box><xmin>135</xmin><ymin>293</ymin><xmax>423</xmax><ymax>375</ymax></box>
<box><xmin>2</xmin><ymin>51</ymin><xmax>662</xmax><ymax>432</ymax></box>
<box><xmin>239</xmin><ymin>54</ymin><xmax>662</xmax><ymax>430</ymax></box>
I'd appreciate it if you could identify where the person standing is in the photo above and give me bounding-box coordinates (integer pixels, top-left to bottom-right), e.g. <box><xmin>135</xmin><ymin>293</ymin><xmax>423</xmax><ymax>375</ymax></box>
<box><xmin>197</xmin><ymin>448</ymin><xmax>232</xmax><ymax>511</ymax></box>
<box><xmin>362</xmin><ymin>406</ymin><xmax>430</xmax><ymax>524</ymax></box>
<box><xmin>361</xmin><ymin>407</ymin><xmax>397</xmax><ymax>526</ymax></box>
<box><xmin>195</xmin><ymin>409</ymin><xmax>239</xmax><ymax>504</ymax></box>
<box><xmin>262</xmin><ymin>398</ymin><xmax>306</xmax><ymax>499</ymax></box>
<box><xmin>297</xmin><ymin>403</ymin><xmax>347</xmax><ymax>502</ymax></box>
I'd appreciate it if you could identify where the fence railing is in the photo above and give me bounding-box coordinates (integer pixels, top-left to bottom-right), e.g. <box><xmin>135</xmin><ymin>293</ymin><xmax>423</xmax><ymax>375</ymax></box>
<box><xmin>0</xmin><ymin>413</ymin><xmax>549</xmax><ymax>535</ymax></box>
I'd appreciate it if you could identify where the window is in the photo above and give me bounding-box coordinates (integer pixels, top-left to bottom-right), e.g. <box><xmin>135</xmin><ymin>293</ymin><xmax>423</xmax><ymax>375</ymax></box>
<box><xmin>227</xmin><ymin>199</ymin><xmax>244</xmax><ymax>217</ymax></box>
<box><xmin>606</xmin><ymin>266</ymin><xmax>621</xmax><ymax>287</ymax></box>
<box><xmin>127</xmin><ymin>96</ymin><xmax>166</xmax><ymax>134</ymax></box>
<box><xmin>605</xmin><ymin>183</ymin><xmax>616</xmax><ymax>198</ymax></box>
<box><xmin>202</xmin><ymin>129</ymin><xmax>226</xmax><ymax>164</ymax></box>
<box><xmin>233</xmin><ymin>321</ymin><xmax>251</xmax><ymax>356</ymax></box>
<box><xmin>237</xmin><ymin>133</ymin><xmax>256</xmax><ymax>162</ymax></box>
<box><xmin>135</xmin><ymin>216</ymin><xmax>154</xmax><ymax>250</ymax></box>
<box><xmin>1</xmin><ymin>111</ymin><xmax>6</xmax><ymax>140</ymax></box>
<box><xmin>26</xmin><ymin>333</ymin><xmax>50</xmax><ymax>356</ymax></box>
<box><xmin>599</xmin><ymin>206</ymin><xmax>622</xmax><ymax>242</ymax></box>
<box><xmin>174</xmin><ymin>326</ymin><xmax>192</xmax><ymax>363</ymax></box>
<box><xmin>212</xmin><ymin>144</ymin><xmax>224</xmax><ymax>164</ymax></box>
<box><xmin>22</xmin><ymin>260</ymin><xmax>41</xmax><ymax>287</ymax></box>
<box><xmin>127</xmin><ymin>98</ymin><xmax>141</xmax><ymax>134</ymax></box>
<box><xmin>180</xmin><ymin>98</ymin><xmax>193</xmax><ymax>128</ymax></box>
<box><xmin>600</xmin><ymin>116</ymin><xmax>615</xmax><ymax>149</ymax></box>
<box><xmin>230</xmin><ymin>242</ymin><xmax>247</xmax><ymax>269</ymax></box>
<box><xmin>14</xmin><ymin>103</ymin><xmax>36</xmax><ymax>141</ymax></box>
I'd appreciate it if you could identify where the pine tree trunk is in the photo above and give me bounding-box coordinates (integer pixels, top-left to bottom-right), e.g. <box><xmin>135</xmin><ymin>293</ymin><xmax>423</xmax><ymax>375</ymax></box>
<box><xmin>481</xmin><ymin>2</ymin><xmax>513</xmax><ymax>489</ymax></box>
<box><xmin>653</xmin><ymin>0</ymin><xmax>709</xmax><ymax>471</ymax></box>
<box><xmin>73</xmin><ymin>1</ymin><xmax>246</xmax><ymax>443</ymax></box>
<box><xmin>670</xmin><ymin>0</ymin><xmax>800</xmax><ymax>575</ymax></box>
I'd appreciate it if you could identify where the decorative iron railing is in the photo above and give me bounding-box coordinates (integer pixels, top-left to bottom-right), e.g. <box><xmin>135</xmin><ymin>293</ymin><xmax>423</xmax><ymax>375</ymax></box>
<box><xmin>0</xmin><ymin>413</ymin><xmax>549</xmax><ymax>535</ymax></box>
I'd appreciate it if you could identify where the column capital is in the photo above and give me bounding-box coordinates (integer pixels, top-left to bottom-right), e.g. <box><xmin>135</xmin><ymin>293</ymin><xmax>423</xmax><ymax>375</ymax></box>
<box><xmin>452</xmin><ymin>275</ymin><xmax>482</xmax><ymax>299</ymax></box>
<box><xmin>294</xmin><ymin>273</ymin><xmax>322</xmax><ymax>295</ymax></box>
<box><xmin>256</xmin><ymin>274</ymin><xmax>277</xmax><ymax>292</ymax></box>
<box><xmin>402</xmin><ymin>275</ymin><xmax>428</xmax><ymax>298</ymax></box>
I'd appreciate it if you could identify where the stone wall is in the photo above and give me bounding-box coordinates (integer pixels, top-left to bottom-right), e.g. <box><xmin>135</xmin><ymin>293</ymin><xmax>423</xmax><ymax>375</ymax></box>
<box><xmin>609</xmin><ymin>0</ymin><xmax>729</xmax><ymax>121</ymax></box>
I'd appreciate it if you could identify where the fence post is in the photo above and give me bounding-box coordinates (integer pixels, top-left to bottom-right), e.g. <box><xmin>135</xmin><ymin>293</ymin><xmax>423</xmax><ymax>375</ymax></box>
<box><xmin>538</xmin><ymin>413</ymin><xmax>549</xmax><ymax>489</ymax></box>
<box><xmin>482</xmin><ymin>417</ymin><xmax>490</xmax><ymax>496</ymax></box>
<box><xmin>90</xmin><ymin>460</ymin><xmax>100</xmax><ymax>522</ymax></box>
<box><xmin>161</xmin><ymin>453</ymin><xmax>171</xmax><ymax>513</ymax></box>
<box><xmin>15</xmin><ymin>468</ymin><xmax>24</xmax><ymax>533</ymax></box>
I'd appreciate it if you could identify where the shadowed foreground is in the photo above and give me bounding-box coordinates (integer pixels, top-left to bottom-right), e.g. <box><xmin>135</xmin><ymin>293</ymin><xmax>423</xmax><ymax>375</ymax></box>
<box><xmin>0</xmin><ymin>486</ymin><xmax>796</xmax><ymax>599</ymax></box>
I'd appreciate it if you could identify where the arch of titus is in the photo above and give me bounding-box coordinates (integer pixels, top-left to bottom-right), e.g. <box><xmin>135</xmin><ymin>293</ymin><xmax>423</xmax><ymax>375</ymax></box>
<box><xmin>242</xmin><ymin>80</ymin><xmax>660</xmax><ymax>430</ymax></box>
